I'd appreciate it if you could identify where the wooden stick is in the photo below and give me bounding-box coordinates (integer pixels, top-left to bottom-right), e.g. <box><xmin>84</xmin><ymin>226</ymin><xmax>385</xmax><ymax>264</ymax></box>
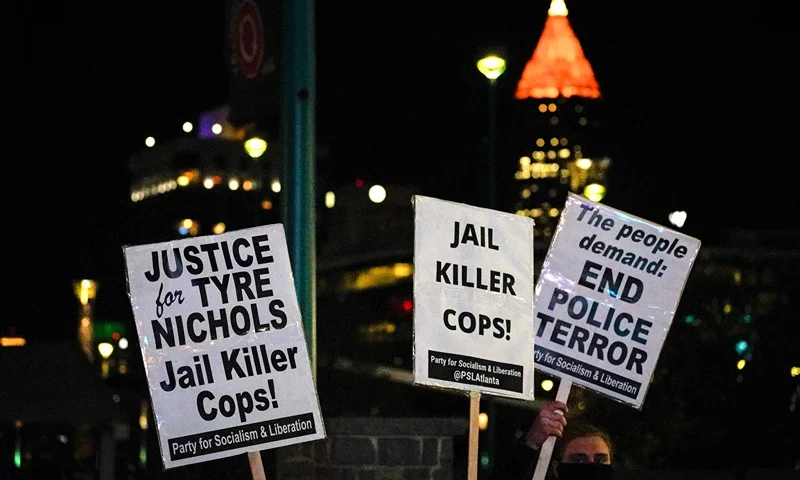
<box><xmin>248</xmin><ymin>451</ymin><xmax>266</xmax><ymax>480</ymax></box>
<box><xmin>532</xmin><ymin>378</ymin><xmax>572</xmax><ymax>480</ymax></box>
<box><xmin>467</xmin><ymin>390</ymin><xmax>481</xmax><ymax>480</ymax></box>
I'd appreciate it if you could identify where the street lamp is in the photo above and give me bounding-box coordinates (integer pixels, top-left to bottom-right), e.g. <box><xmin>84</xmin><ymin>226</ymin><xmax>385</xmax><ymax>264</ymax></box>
<box><xmin>245</xmin><ymin>137</ymin><xmax>268</xmax><ymax>158</ymax></box>
<box><xmin>98</xmin><ymin>342</ymin><xmax>114</xmax><ymax>378</ymax></box>
<box><xmin>477</xmin><ymin>55</ymin><xmax>506</xmax><ymax>209</ymax></box>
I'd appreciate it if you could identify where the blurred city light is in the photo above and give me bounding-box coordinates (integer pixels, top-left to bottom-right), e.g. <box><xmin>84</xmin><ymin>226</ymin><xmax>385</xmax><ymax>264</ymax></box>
<box><xmin>74</xmin><ymin>279</ymin><xmax>97</xmax><ymax>306</ymax></box>
<box><xmin>669</xmin><ymin>210</ymin><xmax>687</xmax><ymax>228</ymax></box>
<box><xmin>228</xmin><ymin>178</ymin><xmax>240</xmax><ymax>190</ymax></box>
<box><xmin>145</xmin><ymin>136</ymin><xmax>155</xmax><ymax>147</ymax></box>
<box><xmin>271</xmin><ymin>180</ymin><xmax>281</xmax><ymax>193</ymax></box>
<box><xmin>211</xmin><ymin>123</ymin><xmax>222</xmax><ymax>134</ymax></box>
<box><xmin>97</xmin><ymin>342</ymin><xmax>114</xmax><ymax>359</ymax></box>
<box><xmin>0</xmin><ymin>337</ymin><xmax>26</xmax><ymax>347</ymax></box>
<box><xmin>178</xmin><ymin>219</ymin><xmax>198</xmax><ymax>236</ymax></box>
<box><xmin>541</xmin><ymin>379</ymin><xmax>554</xmax><ymax>391</ymax></box>
<box><xmin>477</xmin><ymin>55</ymin><xmax>506</xmax><ymax>81</ymax></box>
<box><xmin>118</xmin><ymin>338</ymin><xmax>129</xmax><ymax>349</ymax></box>
<box><xmin>478</xmin><ymin>412</ymin><xmax>489</xmax><ymax>430</ymax></box>
<box><xmin>245</xmin><ymin>137</ymin><xmax>267</xmax><ymax>158</ymax></box>
<box><xmin>212</xmin><ymin>222</ymin><xmax>226</xmax><ymax>234</ymax></box>
<box><xmin>182</xmin><ymin>121</ymin><xmax>193</xmax><ymax>133</ymax></box>
<box><xmin>368</xmin><ymin>185</ymin><xmax>387</xmax><ymax>203</ymax></box>
<box><xmin>575</xmin><ymin>158</ymin><xmax>593</xmax><ymax>170</ymax></box>
<box><xmin>737</xmin><ymin>359</ymin><xmax>746</xmax><ymax>370</ymax></box>
<box><xmin>584</xmin><ymin>183</ymin><xmax>606</xmax><ymax>202</ymax></box>
<box><xmin>203</xmin><ymin>177</ymin><xmax>214</xmax><ymax>189</ymax></box>
<box><xmin>325</xmin><ymin>191</ymin><xmax>335</xmax><ymax>208</ymax></box>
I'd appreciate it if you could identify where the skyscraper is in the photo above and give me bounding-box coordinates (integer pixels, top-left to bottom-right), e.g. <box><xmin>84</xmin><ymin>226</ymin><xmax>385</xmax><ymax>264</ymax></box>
<box><xmin>512</xmin><ymin>0</ymin><xmax>610</xmax><ymax>244</ymax></box>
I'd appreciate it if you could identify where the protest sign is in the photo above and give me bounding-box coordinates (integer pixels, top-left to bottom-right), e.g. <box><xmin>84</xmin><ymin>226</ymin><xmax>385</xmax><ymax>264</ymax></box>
<box><xmin>533</xmin><ymin>193</ymin><xmax>701</xmax><ymax>408</ymax></box>
<box><xmin>412</xmin><ymin>195</ymin><xmax>536</xmax><ymax>400</ymax></box>
<box><xmin>123</xmin><ymin>225</ymin><xmax>325</xmax><ymax>469</ymax></box>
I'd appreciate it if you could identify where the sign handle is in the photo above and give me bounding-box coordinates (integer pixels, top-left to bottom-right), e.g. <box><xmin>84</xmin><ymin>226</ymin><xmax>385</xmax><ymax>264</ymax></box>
<box><xmin>248</xmin><ymin>451</ymin><xmax>266</xmax><ymax>480</ymax></box>
<box><xmin>531</xmin><ymin>378</ymin><xmax>572</xmax><ymax>480</ymax></box>
<box><xmin>467</xmin><ymin>390</ymin><xmax>481</xmax><ymax>480</ymax></box>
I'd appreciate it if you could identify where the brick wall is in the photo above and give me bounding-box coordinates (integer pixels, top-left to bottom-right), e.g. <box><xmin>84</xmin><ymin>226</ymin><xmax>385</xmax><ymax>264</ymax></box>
<box><xmin>276</xmin><ymin>417</ymin><xmax>467</xmax><ymax>480</ymax></box>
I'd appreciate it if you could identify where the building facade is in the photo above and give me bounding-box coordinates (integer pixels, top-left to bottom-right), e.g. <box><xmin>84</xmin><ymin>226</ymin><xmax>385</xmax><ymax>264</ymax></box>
<box><xmin>128</xmin><ymin>106</ymin><xmax>280</xmax><ymax>245</ymax></box>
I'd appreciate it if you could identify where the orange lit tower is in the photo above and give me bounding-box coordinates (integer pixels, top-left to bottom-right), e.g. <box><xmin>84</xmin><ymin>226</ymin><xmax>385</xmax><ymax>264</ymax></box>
<box><xmin>512</xmin><ymin>0</ymin><xmax>610</xmax><ymax>242</ymax></box>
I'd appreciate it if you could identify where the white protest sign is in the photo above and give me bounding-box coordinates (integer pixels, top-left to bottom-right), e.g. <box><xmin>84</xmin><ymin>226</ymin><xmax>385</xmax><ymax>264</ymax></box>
<box><xmin>412</xmin><ymin>195</ymin><xmax>536</xmax><ymax>400</ymax></box>
<box><xmin>533</xmin><ymin>193</ymin><xmax>701</xmax><ymax>408</ymax></box>
<box><xmin>123</xmin><ymin>225</ymin><xmax>325</xmax><ymax>469</ymax></box>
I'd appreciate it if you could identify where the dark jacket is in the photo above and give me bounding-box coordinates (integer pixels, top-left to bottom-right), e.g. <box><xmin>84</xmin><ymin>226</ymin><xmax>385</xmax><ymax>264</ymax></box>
<box><xmin>489</xmin><ymin>440</ymin><xmax>544</xmax><ymax>480</ymax></box>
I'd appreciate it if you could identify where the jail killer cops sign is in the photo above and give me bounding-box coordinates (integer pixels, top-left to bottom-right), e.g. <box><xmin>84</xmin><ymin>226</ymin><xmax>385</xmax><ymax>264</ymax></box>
<box><xmin>534</xmin><ymin>193</ymin><xmax>701</xmax><ymax>408</ymax></box>
<box><xmin>123</xmin><ymin>225</ymin><xmax>325</xmax><ymax>469</ymax></box>
<box><xmin>413</xmin><ymin>195</ymin><xmax>536</xmax><ymax>400</ymax></box>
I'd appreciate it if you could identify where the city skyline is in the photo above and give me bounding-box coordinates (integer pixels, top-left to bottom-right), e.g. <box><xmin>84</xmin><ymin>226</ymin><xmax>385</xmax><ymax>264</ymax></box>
<box><xmin>12</xmin><ymin>1</ymin><xmax>794</xmax><ymax>340</ymax></box>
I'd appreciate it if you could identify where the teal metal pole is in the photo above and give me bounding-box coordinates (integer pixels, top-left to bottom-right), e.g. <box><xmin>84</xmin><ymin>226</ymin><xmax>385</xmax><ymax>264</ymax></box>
<box><xmin>281</xmin><ymin>0</ymin><xmax>316</xmax><ymax>378</ymax></box>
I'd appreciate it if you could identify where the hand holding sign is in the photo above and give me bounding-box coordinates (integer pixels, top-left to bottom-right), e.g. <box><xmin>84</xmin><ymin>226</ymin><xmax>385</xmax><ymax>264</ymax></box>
<box><xmin>524</xmin><ymin>400</ymin><xmax>568</xmax><ymax>449</ymax></box>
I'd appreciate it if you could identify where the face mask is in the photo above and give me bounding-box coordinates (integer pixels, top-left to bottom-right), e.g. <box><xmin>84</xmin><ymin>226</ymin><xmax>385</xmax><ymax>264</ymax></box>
<box><xmin>556</xmin><ymin>463</ymin><xmax>613</xmax><ymax>480</ymax></box>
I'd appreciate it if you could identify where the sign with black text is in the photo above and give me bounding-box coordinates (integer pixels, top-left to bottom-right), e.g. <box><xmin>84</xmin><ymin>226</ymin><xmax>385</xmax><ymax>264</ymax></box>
<box><xmin>534</xmin><ymin>193</ymin><xmax>700</xmax><ymax>408</ymax></box>
<box><xmin>124</xmin><ymin>225</ymin><xmax>325</xmax><ymax>469</ymax></box>
<box><xmin>413</xmin><ymin>195</ymin><xmax>536</xmax><ymax>400</ymax></box>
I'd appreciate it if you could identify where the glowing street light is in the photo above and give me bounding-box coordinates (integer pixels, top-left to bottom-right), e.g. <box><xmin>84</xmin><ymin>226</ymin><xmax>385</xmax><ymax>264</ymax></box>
<box><xmin>98</xmin><ymin>342</ymin><xmax>114</xmax><ymax>378</ymax></box>
<box><xmin>245</xmin><ymin>137</ymin><xmax>268</xmax><ymax>158</ymax></box>
<box><xmin>477</xmin><ymin>55</ymin><xmax>507</xmax><ymax>80</ymax></box>
<box><xmin>584</xmin><ymin>183</ymin><xmax>606</xmax><ymax>202</ymax></box>
<box><xmin>368</xmin><ymin>185</ymin><xmax>386</xmax><ymax>203</ymax></box>
<box><xmin>145</xmin><ymin>136</ymin><xmax>155</xmax><ymax>147</ymax></box>
<box><xmin>182</xmin><ymin>122</ymin><xmax>193</xmax><ymax>133</ymax></box>
<box><xmin>98</xmin><ymin>342</ymin><xmax>114</xmax><ymax>359</ymax></box>
<box><xmin>669</xmin><ymin>211</ymin><xmax>687</xmax><ymax>228</ymax></box>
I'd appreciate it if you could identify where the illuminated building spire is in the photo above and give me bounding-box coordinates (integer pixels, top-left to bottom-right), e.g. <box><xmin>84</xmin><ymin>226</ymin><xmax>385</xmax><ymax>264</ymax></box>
<box><xmin>548</xmin><ymin>0</ymin><xmax>567</xmax><ymax>16</ymax></box>
<box><xmin>515</xmin><ymin>0</ymin><xmax>601</xmax><ymax>99</ymax></box>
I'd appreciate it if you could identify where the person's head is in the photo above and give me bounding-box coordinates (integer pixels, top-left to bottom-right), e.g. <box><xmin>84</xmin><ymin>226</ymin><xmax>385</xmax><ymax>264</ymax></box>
<box><xmin>553</xmin><ymin>424</ymin><xmax>613</xmax><ymax>479</ymax></box>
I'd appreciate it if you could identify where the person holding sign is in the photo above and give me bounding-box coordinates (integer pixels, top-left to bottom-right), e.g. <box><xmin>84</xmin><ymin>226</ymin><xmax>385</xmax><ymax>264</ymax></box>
<box><xmin>489</xmin><ymin>401</ymin><xmax>613</xmax><ymax>480</ymax></box>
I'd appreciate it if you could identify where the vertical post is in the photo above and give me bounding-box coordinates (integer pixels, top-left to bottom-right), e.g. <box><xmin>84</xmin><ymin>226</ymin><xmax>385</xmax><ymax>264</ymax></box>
<box><xmin>248</xmin><ymin>451</ymin><xmax>267</xmax><ymax>480</ymax></box>
<box><xmin>468</xmin><ymin>391</ymin><xmax>481</xmax><ymax>480</ymax></box>
<box><xmin>281</xmin><ymin>0</ymin><xmax>317</xmax><ymax>378</ymax></box>
<box><xmin>487</xmin><ymin>78</ymin><xmax>497</xmax><ymax>210</ymax></box>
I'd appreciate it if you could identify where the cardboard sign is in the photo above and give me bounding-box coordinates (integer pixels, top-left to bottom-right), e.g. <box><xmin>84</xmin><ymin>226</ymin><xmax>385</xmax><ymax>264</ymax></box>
<box><xmin>412</xmin><ymin>195</ymin><xmax>536</xmax><ymax>400</ymax></box>
<box><xmin>124</xmin><ymin>225</ymin><xmax>325</xmax><ymax>468</ymax></box>
<box><xmin>533</xmin><ymin>193</ymin><xmax>701</xmax><ymax>408</ymax></box>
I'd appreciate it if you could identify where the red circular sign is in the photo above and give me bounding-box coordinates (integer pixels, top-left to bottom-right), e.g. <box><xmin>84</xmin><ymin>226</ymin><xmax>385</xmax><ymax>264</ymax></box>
<box><xmin>233</xmin><ymin>0</ymin><xmax>264</xmax><ymax>79</ymax></box>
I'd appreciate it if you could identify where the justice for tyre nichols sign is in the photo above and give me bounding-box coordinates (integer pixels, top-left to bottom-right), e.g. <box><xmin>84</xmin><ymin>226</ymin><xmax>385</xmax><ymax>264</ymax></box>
<box><xmin>124</xmin><ymin>224</ymin><xmax>325</xmax><ymax>469</ymax></box>
<box><xmin>412</xmin><ymin>195</ymin><xmax>536</xmax><ymax>401</ymax></box>
<box><xmin>534</xmin><ymin>193</ymin><xmax>701</xmax><ymax>408</ymax></box>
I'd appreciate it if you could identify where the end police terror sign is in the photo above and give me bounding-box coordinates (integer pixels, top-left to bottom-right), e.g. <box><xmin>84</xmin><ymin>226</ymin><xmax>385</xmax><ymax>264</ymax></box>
<box><xmin>123</xmin><ymin>225</ymin><xmax>325</xmax><ymax>469</ymax></box>
<box><xmin>534</xmin><ymin>193</ymin><xmax>701</xmax><ymax>408</ymax></box>
<box><xmin>412</xmin><ymin>195</ymin><xmax>536</xmax><ymax>400</ymax></box>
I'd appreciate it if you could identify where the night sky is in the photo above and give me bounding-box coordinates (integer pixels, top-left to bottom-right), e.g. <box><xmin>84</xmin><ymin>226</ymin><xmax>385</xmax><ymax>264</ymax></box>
<box><xmin>12</xmin><ymin>1</ymin><xmax>795</xmax><ymax>340</ymax></box>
